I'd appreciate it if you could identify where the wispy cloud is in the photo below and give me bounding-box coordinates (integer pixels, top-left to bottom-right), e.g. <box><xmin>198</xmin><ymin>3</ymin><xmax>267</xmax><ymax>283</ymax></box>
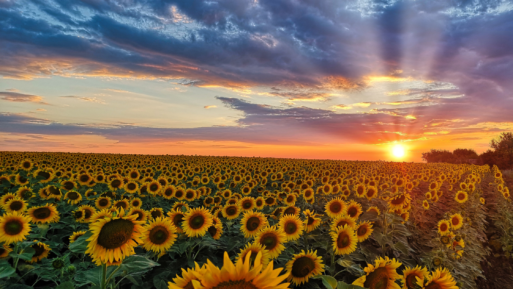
<box><xmin>0</xmin><ymin>91</ymin><xmax>49</xmax><ymax>105</ymax></box>
<box><xmin>60</xmin><ymin>96</ymin><xmax>106</xmax><ymax>104</ymax></box>
<box><xmin>204</xmin><ymin>105</ymin><xmax>217</xmax><ymax>109</ymax></box>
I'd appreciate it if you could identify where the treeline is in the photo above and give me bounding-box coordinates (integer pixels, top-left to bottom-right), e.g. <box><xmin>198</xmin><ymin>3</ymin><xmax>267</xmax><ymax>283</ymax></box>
<box><xmin>422</xmin><ymin>132</ymin><xmax>513</xmax><ymax>170</ymax></box>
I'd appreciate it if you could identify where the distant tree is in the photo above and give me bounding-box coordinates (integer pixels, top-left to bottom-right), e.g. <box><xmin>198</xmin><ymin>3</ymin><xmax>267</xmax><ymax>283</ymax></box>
<box><xmin>453</xmin><ymin>148</ymin><xmax>478</xmax><ymax>163</ymax></box>
<box><xmin>488</xmin><ymin>132</ymin><xmax>513</xmax><ymax>169</ymax></box>
<box><xmin>422</xmin><ymin>149</ymin><xmax>455</xmax><ymax>163</ymax></box>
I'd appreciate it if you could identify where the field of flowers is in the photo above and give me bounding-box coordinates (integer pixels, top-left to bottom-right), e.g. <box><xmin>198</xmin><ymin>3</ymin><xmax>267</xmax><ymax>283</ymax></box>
<box><xmin>1</xmin><ymin>152</ymin><xmax>512</xmax><ymax>289</ymax></box>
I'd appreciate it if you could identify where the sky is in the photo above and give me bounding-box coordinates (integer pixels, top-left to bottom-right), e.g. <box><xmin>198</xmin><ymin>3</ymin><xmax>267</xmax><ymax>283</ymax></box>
<box><xmin>1</xmin><ymin>0</ymin><xmax>513</xmax><ymax>161</ymax></box>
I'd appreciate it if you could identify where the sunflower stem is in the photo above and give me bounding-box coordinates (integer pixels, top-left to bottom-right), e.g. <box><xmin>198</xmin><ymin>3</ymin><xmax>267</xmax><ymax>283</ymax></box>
<box><xmin>100</xmin><ymin>264</ymin><xmax>108</xmax><ymax>289</ymax></box>
<box><xmin>105</xmin><ymin>265</ymin><xmax>122</xmax><ymax>286</ymax></box>
<box><xmin>13</xmin><ymin>243</ymin><xmax>20</xmax><ymax>272</ymax></box>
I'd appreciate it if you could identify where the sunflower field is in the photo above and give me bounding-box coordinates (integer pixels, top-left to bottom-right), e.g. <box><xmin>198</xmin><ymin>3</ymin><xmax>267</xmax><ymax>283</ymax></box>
<box><xmin>1</xmin><ymin>152</ymin><xmax>512</xmax><ymax>289</ymax></box>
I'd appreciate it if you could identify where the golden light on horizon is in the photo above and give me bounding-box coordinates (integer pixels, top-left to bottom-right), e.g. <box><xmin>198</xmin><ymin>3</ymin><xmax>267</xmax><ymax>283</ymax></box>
<box><xmin>392</xmin><ymin>144</ymin><xmax>406</xmax><ymax>158</ymax></box>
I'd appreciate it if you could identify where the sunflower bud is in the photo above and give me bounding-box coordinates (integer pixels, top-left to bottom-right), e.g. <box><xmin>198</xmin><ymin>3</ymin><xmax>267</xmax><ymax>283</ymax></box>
<box><xmin>52</xmin><ymin>259</ymin><xmax>64</xmax><ymax>269</ymax></box>
<box><xmin>67</xmin><ymin>265</ymin><xmax>76</xmax><ymax>274</ymax></box>
<box><xmin>433</xmin><ymin>257</ymin><xmax>442</xmax><ymax>266</ymax></box>
<box><xmin>441</xmin><ymin>236</ymin><xmax>450</xmax><ymax>244</ymax></box>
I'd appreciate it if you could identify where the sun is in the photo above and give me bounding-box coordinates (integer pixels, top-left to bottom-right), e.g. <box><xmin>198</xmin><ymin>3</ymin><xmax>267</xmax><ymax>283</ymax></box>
<box><xmin>392</xmin><ymin>144</ymin><xmax>406</xmax><ymax>158</ymax></box>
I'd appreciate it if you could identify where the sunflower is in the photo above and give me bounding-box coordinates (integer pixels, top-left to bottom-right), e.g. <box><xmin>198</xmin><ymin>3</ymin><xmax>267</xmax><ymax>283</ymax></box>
<box><xmin>400</xmin><ymin>266</ymin><xmax>428</xmax><ymax>289</ymax></box>
<box><xmin>128</xmin><ymin>207</ymin><xmax>149</xmax><ymax>223</ymax></box>
<box><xmin>174</xmin><ymin>187</ymin><xmax>186</xmax><ymax>200</ymax></box>
<box><xmin>255</xmin><ymin>197</ymin><xmax>265</xmax><ymax>210</ymax></box>
<box><xmin>454</xmin><ymin>191</ymin><xmax>468</xmax><ymax>203</ymax></box>
<box><xmin>303</xmin><ymin>188</ymin><xmax>314</xmax><ymax>200</ymax></box>
<box><xmin>142</xmin><ymin>217</ymin><xmax>177</xmax><ymax>254</ymax></box>
<box><xmin>325</xmin><ymin>198</ymin><xmax>346</xmax><ymax>218</ymax></box>
<box><xmin>279</xmin><ymin>214</ymin><xmax>304</xmax><ymax>241</ymax></box>
<box><xmin>438</xmin><ymin>220</ymin><xmax>451</xmax><ymax>236</ymax></box>
<box><xmin>0</xmin><ymin>193</ymin><xmax>16</xmax><ymax>207</ymax></box>
<box><xmin>77</xmin><ymin>173</ymin><xmax>93</xmax><ymax>186</ymax></box>
<box><xmin>113</xmin><ymin>199</ymin><xmax>129</xmax><ymax>211</ymax></box>
<box><xmin>182</xmin><ymin>207</ymin><xmax>213</xmax><ymax>237</ymax></box>
<box><xmin>389</xmin><ymin>193</ymin><xmax>410</xmax><ymax>211</ymax></box>
<box><xmin>304</xmin><ymin>209</ymin><xmax>322</xmax><ymax>233</ymax></box>
<box><xmin>16</xmin><ymin>187</ymin><xmax>33</xmax><ymax>200</ymax></box>
<box><xmin>184</xmin><ymin>189</ymin><xmax>197</xmax><ymax>201</ymax></box>
<box><xmin>86</xmin><ymin>208</ymin><xmax>146</xmax><ymax>265</ymax></box>
<box><xmin>366</xmin><ymin>186</ymin><xmax>378</xmax><ymax>200</ymax></box>
<box><xmin>27</xmin><ymin>241</ymin><xmax>51</xmax><ymax>263</ymax></box>
<box><xmin>78</xmin><ymin>205</ymin><xmax>96</xmax><ymax>222</ymax></box>
<box><xmin>46</xmin><ymin>185</ymin><xmax>62</xmax><ymax>200</ymax></box>
<box><xmin>285</xmin><ymin>250</ymin><xmax>325</xmax><ymax>285</ymax></box>
<box><xmin>355</xmin><ymin>221</ymin><xmax>374</xmax><ymax>242</ymax></box>
<box><xmin>254</xmin><ymin>226</ymin><xmax>286</xmax><ymax>259</ymax></box>
<box><xmin>167</xmin><ymin>209</ymin><xmax>185</xmax><ymax>233</ymax></box>
<box><xmin>64</xmin><ymin>190</ymin><xmax>83</xmax><ymax>205</ymax></box>
<box><xmin>162</xmin><ymin>185</ymin><xmax>176</xmax><ymax>200</ymax></box>
<box><xmin>168</xmin><ymin>263</ymin><xmax>206</xmax><ymax>289</ymax></box>
<box><xmin>353</xmin><ymin>256</ymin><xmax>402</xmax><ymax>289</ymax></box>
<box><xmin>4</xmin><ymin>197</ymin><xmax>28</xmax><ymax>213</ymax></box>
<box><xmin>331</xmin><ymin>225</ymin><xmax>358</xmax><ymax>255</ymax></box>
<box><xmin>241</xmin><ymin>211</ymin><xmax>268</xmax><ymax>238</ymax></box>
<box><xmin>367</xmin><ymin>206</ymin><xmax>381</xmax><ymax>215</ymax></box>
<box><xmin>0</xmin><ymin>244</ymin><xmax>12</xmax><ymax>259</ymax></box>
<box><xmin>203</xmin><ymin>196</ymin><xmax>215</xmax><ymax>207</ymax></box>
<box><xmin>95</xmin><ymin>197</ymin><xmax>112</xmax><ymax>210</ymax></box>
<box><xmin>355</xmin><ymin>184</ymin><xmax>366</xmax><ymax>198</ymax></box>
<box><xmin>421</xmin><ymin>268</ymin><xmax>458</xmax><ymax>289</ymax></box>
<box><xmin>449</xmin><ymin>213</ymin><xmax>463</xmax><ymax>230</ymax></box>
<box><xmin>85</xmin><ymin>189</ymin><xmax>97</xmax><ymax>200</ymax></box>
<box><xmin>150</xmin><ymin>208</ymin><xmax>164</xmax><ymax>220</ymax></box>
<box><xmin>15</xmin><ymin>174</ymin><xmax>29</xmax><ymax>186</ymax></box>
<box><xmin>240</xmin><ymin>197</ymin><xmax>256</xmax><ymax>211</ymax></box>
<box><xmin>264</xmin><ymin>196</ymin><xmax>277</xmax><ymax>207</ymax></box>
<box><xmin>0</xmin><ymin>211</ymin><xmax>32</xmax><ymax>244</ymax></box>
<box><xmin>189</xmin><ymin>251</ymin><xmax>289</xmax><ymax>289</ymax></box>
<box><xmin>172</xmin><ymin>202</ymin><xmax>189</xmax><ymax>212</ymax></box>
<box><xmin>108</xmin><ymin>178</ymin><xmax>124</xmax><ymax>191</ymax></box>
<box><xmin>124</xmin><ymin>181</ymin><xmax>139</xmax><ymax>194</ymax></box>
<box><xmin>27</xmin><ymin>204</ymin><xmax>60</xmax><ymax>224</ymax></box>
<box><xmin>61</xmin><ymin>180</ymin><xmax>77</xmax><ymax>191</ymax></box>
<box><xmin>90</xmin><ymin>209</ymin><xmax>114</xmax><ymax>223</ymax></box>
<box><xmin>346</xmin><ymin>201</ymin><xmax>363</xmax><ymax>219</ymax></box>
<box><xmin>19</xmin><ymin>159</ymin><xmax>33</xmax><ymax>170</ymax></box>
<box><xmin>331</xmin><ymin>215</ymin><xmax>357</xmax><ymax>231</ymax></box>
<box><xmin>423</xmin><ymin>200</ymin><xmax>430</xmax><ymax>210</ymax></box>
<box><xmin>480</xmin><ymin>197</ymin><xmax>485</xmax><ymax>205</ymax></box>
<box><xmin>72</xmin><ymin>209</ymin><xmax>85</xmax><ymax>222</ymax></box>
<box><xmin>69</xmin><ymin>231</ymin><xmax>87</xmax><ymax>244</ymax></box>
<box><xmin>222</xmin><ymin>204</ymin><xmax>241</xmax><ymax>220</ymax></box>
<box><xmin>208</xmin><ymin>222</ymin><xmax>223</xmax><ymax>240</ymax></box>
<box><xmin>236</xmin><ymin>243</ymin><xmax>271</xmax><ymax>267</ymax></box>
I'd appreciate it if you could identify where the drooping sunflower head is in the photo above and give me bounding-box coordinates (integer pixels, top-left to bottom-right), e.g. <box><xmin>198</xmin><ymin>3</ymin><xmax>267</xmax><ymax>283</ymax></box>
<box><xmin>28</xmin><ymin>241</ymin><xmax>51</xmax><ymax>263</ymax></box>
<box><xmin>0</xmin><ymin>244</ymin><xmax>13</xmax><ymax>258</ymax></box>
<box><xmin>449</xmin><ymin>213</ymin><xmax>463</xmax><ymax>230</ymax></box>
<box><xmin>325</xmin><ymin>198</ymin><xmax>346</xmax><ymax>218</ymax></box>
<box><xmin>241</xmin><ymin>211</ymin><xmax>268</xmax><ymax>238</ymax></box>
<box><xmin>142</xmin><ymin>217</ymin><xmax>177</xmax><ymax>254</ymax></box>
<box><xmin>286</xmin><ymin>250</ymin><xmax>325</xmax><ymax>285</ymax></box>
<box><xmin>353</xmin><ymin>256</ymin><xmax>403</xmax><ymax>289</ymax></box>
<box><xmin>254</xmin><ymin>226</ymin><xmax>286</xmax><ymax>259</ymax></box>
<box><xmin>27</xmin><ymin>204</ymin><xmax>60</xmax><ymax>224</ymax></box>
<box><xmin>182</xmin><ymin>207</ymin><xmax>213</xmax><ymax>237</ymax></box>
<box><xmin>69</xmin><ymin>230</ymin><xmax>87</xmax><ymax>244</ymax></box>
<box><xmin>0</xmin><ymin>211</ymin><xmax>32</xmax><ymax>244</ymax></box>
<box><xmin>208</xmin><ymin>223</ymin><xmax>223</xmax><ymax>240</ymax></box>
<box><xmin>279</xmin><ymin>214</ymin><xmax>304</xmax><ymax>242</ymax></box>
<box><xmin>330</xmin><ymin>224</ymin><xmax>358</xmax><ymax>255</ymax></box>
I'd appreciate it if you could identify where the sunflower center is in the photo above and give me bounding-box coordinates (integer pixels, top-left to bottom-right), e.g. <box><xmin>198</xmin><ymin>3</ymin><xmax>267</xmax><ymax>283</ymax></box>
<box><xmin>115</xmin><ymin>201</ymin><xmax>127</xmax><ymax>209</ymax></box>
<box><xmin>127</xmin><ymin>183</ymin><xmax>136</xmax><ymax>190</ymax></box>
<box><xmin>285</xmin><ymin>221</ymin><xmax>298</xmax><ymax>234</ymax></box>
<box><xmin>291</xmin><ymin>256</ymin><xmax>315</xmax><ymax>278</ymax></box>
<box><xmin>80</xmin><ymin>175</ymin><xmax>89</xmax><ymax>182</ymax></box>
<box><xmin>337</xmin><ymin>232</ymin><xmax>350</xmax><ymax>248</ymax></box>
<box><xmin>175</xmin><ymin>191</ymin><xmax>184</xmax><ymax>198</ymax></box>
<box><xmin>150</xmin><ymin>184</ymin><xmax>159</xmax><ymax>191</ymax></box>
<box><xmin>151</xmin><ymin>211</ymin><xmax>161</xmax><ymax>219</ymax></box>
<box><xmin>212</xmin><ymin>280</ymin><xmax>258</xmax><ymax>289</ymax></box>
<box><xmin>21</xmin><ymin>190</ymin><xmax>32</xmax><ymax>199</ymax></box>
<box><xmin>32</xmin><ymin>243</ymin><xmax>46</xmax><ymax>257</ymax></box>
<box><xmin>243</xmin><ymin>201</ymin><xmax>252</xmax><ymax>209</ymax></box>
<box><xmin>68</xmin><ymin>192</ymin><xmax>79</xmax><ymax>200</ymax></box>
<box><xmin>99</xmin><ymin>199</ymin><xmax>109</xmax><ymax>206</ymax></box>
<box><xmin>260</xmin><ymin>233</ymin><xmax>278</xmax><ymax>250</ymax></box>
<box><xmin>97</xmin><ymin>175</ymin><xmax>104</xmax><ymax>181</ymax></box>
<box><xmin>246</xmin><ymin>217</ymin><xmax>261</xmax><ymax>231</ymax></box>
<box><xmin>133</xmin><ymin>211</ymin><xmax>144</xmax><ymax>221</ymax></box>
<box><xmin>405</xmin><ymin>273</ymin><xmax>420</xmax><ymax>289</ymax></box>
<box><xmin>23</xmin><ymin>161</ymin><xmax>31</xmax><ymax>168</ymax></box>
<box><xmin>307</xmin><ymin>216</ymin><xmax>315</xmax><ymax>225</ymax></box>
<box><xmin>458</xmin><ymin>193</ymin><xmax>465</xmax><ymax>200</ymax></box>
<box><xmin>0</xmin><ymin>248</ymin><xmax>5</xmax><ymax>255</ymax></box>
<box><xmin>33</xmin><ymin>207</ymin><xmax>51</xmax><ymax>219</ymax></box>
<box><xmin>5</xmin><ymin>219</ymin><xmax>23</xmax><ymax>235</ymax></box>
<box><xmin>189</xmin><ymin>215</ymin><xmax>205</xmax><ymax>230</ymax></box>
<box><xmin>284</xmin><ymin>208</ymin><xmax>296</xmax><ymax>215</ymax></box>
<box><xmin>440</xmin><ymin>223</ymin><xmax>448</xmax><ymax>232</ymax></box>
<box><xmin>357</xmin><ymin>226</ymin><xmax>367</xmax><ymax>237</ymax></box>
<box><xmin>265</xmin><ymin>198</ymin><xmax>274</xmax><ymax>205</ymax></box>
<box><xmin>64</xmin><ymin>182</ymin><xmax>74</xmax><ymax>190</ymax></box>
<box><xmin>74</xmin><ymin>211</ymin><xmax>84</xmax><ymax>219</ymax></box>
<box><xmin>49</xmin><ymin>186</ymin><xmax>60</xmax><ymax>195</ymax></box>
<box><xmin>149</xmin><ymin>226</ymin><xmax>169</xmax><ymax>245</ymax></box>
<box><xmin>38</xmin><ymin>171</ymin><xmax>51</xmax><ymax>180</ymax></box>
<box><xmin>164</xmin><ymin>189</ymin><xmax>173</xmax><ymax>196</ymax></box>
<box><xmin>226</xmin><ymin>207</ymin><xmax>237</xmax><ymax>216</ymax></box>
<box><xmin>97</xmin><ymin>219</ymin><xmax>135</xmax><ymax>249</ymax></box>
<box><xmin>173</xmin><ymin>214</ymin><xmax>184</xmax><ymax>227</ymax></box>
<box><xmin>208</xmin><ymin>226</ymin><xmax>218</xmax><ymax>237</ymax></box>
<box><xmin>391</xmin><ymin>195</ymin><xmax>406</xmax><ymax>205</ymax></box>
<box><xmin>111</xmin><ymin>180</ymin><xmax>121</xmax><ymax>188</ymax></box>
<box><xmin>337</xmin><ymin>220</ymin><xmax>349</xmax><ymax>228</ymax></box>
<box><xmin>10</xmin><ymin>201</ymin><xmax>23</xmax><ymax>211</ymax></box>
<box><xmin>330</xmin><ymin>202</ymin><xmax>342</xmax><ymax>213</ymax></box>
<box><xmin>424</xmin><ymin>282</ymin><xmax>443</xmax><ymax>289</ymax></box>
<box><xmin>364</xmin><ymin>267</ymin><xmax>389</xmax><ymax>289</ymax></box>
<box><xmin>347</xmin><ymin>207</ymin><xmax>357</xmax><ymax>217</ymax></box>
<box><xmin>186</xmin><ymin>192</ymin><xmax>194</xmax><ymax>199</ymax></box>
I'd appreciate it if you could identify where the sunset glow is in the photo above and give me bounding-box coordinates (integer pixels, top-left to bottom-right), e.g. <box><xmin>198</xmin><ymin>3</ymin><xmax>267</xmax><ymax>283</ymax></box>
<box><xmin>392</xmin><ymin>144</ymin><xmax>406</xmax><ymax>159</ymax></box>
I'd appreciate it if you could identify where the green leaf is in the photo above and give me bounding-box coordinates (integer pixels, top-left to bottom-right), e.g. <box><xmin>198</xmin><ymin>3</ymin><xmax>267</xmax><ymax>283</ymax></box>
<box><xmin>69</xmin><ymin>231</ymin><xmax>92</xmax><ymax>254</ymax></box>
<box><xmin>313</xmin><ymin>275</ymin><xmax>338</xmax><ymax>289</ymax></box>
<box><xmin>126</xmin><ymin>274</ymin><xmax>140</xmax><ymax>286</ymax></box>
<box><xmin>394</xmin><ymin>242</ymin><xmax>409</xmax><ymax>255</ymax></box>
<box><xmin>337</xmin><ymin>258</ymin><xmax>355</xmax><ymax>267</ymax></box>
<box><xmin>0</xmin><ymin>260</ymin><xmax>15</xmax><ymax>278</ymax></box>
<box><xmin>10</xmin><ymin>247</ymin><xmax>36</xmax><ymax>261</ymax></box>
<box><xmin>120</xmin><ymin>255</ymin><xmax>160</xmax><ymax>274</ymax></box>
<box><xmin>56</xmin><ymin>281</ymin><xmax>75</xmax><ymax>289</ymax></box>
<box><xmin>75</xmin><ymin>266</ymin><xmax>101</xmax><ymax>287</ymax></box>
<box><xmin>337</xmin><ymin>280</ymin><xmax>368</xmax><ymax>289</ymax></box>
